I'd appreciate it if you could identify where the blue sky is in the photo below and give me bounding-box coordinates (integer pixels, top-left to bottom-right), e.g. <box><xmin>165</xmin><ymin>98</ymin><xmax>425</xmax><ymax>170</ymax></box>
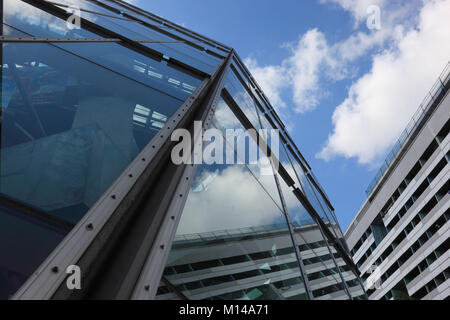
<box><xmin>134</xmin><ymin>0</ymin><xmax>450</xmax><ymax>230</ymax></box>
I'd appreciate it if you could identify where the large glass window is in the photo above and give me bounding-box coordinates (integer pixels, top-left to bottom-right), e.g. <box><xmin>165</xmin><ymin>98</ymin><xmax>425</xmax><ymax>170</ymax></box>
<box><xmin>0</xmin><ymin>30</ymin><xmax>195</xmax><ymax>296</ymax></box>
<box><xmin>156</xmin><ymin>98</ymin><xmax>307</xmax><ymax>300</ymax></box>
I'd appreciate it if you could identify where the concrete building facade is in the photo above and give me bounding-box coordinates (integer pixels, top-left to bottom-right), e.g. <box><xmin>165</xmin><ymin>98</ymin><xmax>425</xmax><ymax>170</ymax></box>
<box><xmin>345</xmin><ymin>63</ymin><xmax>450</xmax><ymax>300</ymax></box>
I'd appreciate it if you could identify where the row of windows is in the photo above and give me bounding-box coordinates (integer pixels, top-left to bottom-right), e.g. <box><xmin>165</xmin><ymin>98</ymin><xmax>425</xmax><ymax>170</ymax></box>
<box><xmin>384</xmin><ymin>211</ymin><xmax>449</xmax><ymax>280</ymax></box>
<box><xmin>386</xmin><ymin>152</ymin><xmax>450</xmax><ymax>232</ymax></box>
<box><xmin>158</xmin><ymin>267</ymin><xmax>358</xmax><ymax>300</ymax></box>
<box><xmin>351</xmin><ymin>118</ymin><xmax>450</xmax><ymax>258</ymax></box>
<box><xmin>403</xmin><ymin>238</ymin><xmax>449</xmax><ymax>286</ymax></box>
<box><xmin>356</xmin><ymin>154</ymin><xmax>449</xmax><ymax>268</ymax></box>
<box><xmin>373</xmin><ymin>238</ymin><xmax>449</xmax><ymax>300</ymax></box>
<box><xmin>158</xmin><ymin>262</ymin><xmax>349</xmax><ymax>296</ymax></box>
<box><xmin>411</xmin><ymin>267</ymin><xmax>450</xmax><ymax>300</ymax></box>
<box><xmin>163</xmin><ymin>240</ymin><xmax>329</xmax><ymax>276</ymax></box>
<box><xmin>366</xmin><ymin>208</ymin><xmax>449</xmax><ymax>297</ymax></box>
<box><xmin>381</xmin><ymin>119</ymin><xmax>449</xmax><ymax>217</ymax></box>
<box><xmin>372</xmin><ymin>182</ymin><xmax>449</xmax><ymax>271</ymax></box>
<box><xmin>308</xmin><ymin>265</ymin><xmax>351</xmax><ymax>281</ymax></box>
<box><xmin>350</xmin><ymin>228</ymin><xmax>373</xmax><ymax>256</ymax></box>
<box><xmin>312</xmin><ymin>279</ymin><xmax>360</xmax><ymax>298</ymax></box>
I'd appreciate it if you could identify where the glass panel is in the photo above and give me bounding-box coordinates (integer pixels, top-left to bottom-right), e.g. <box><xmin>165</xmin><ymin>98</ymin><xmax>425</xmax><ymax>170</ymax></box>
<box><xmin>3</xmin><ymin>1</ymin><xmax>203</xmax><ymax>100</ymax></box>
<box><xmin>59</xmin><ymin>0</ymin><xmax>223</xmax><ymax>72</ymax></box>
<box><xmin>256</xmin><ymin>109</ymin><xmax>342</xmax><ymax>239</ymax></box>
<box><xmin>156</xmin><ymin>99</ymin><xmax>307</xmax><ymax>300</ymax></box>
<box><xmin>0</xmin><ymin>202</ymin><xmax>68</xmax><ymax>299</ymax></box>
<box><xmin>277</xmin><ymin>168</ymin><xmax>363</xmax><ymax>299</ymax></box>
<box><xmin>212</xmin><ymin>97</ymin><xmax>282</xmax><ymax>209</ymax></box>
<box><xmin>289</xmin><ymin>209</ymin><xmax>350</xmax><ymax>299</ymax></box>
<box><xmin>4</xmin><ymin>0</ymin><xmax>221</xmax><ymax>74</ymax></box>
<box><xmin>100</xmin><ymin>0</ymin><xmax>228</xmax><ymax>56</ymax></box>
<box><xmin>0</xmin><ymin>36</ymin><xmax>190</xmax><ymax>295</ymax></box>
<box><xmin>224</xmin><ymin>70</ymin><xmax>261</xmax><ymax>130</ymax></box>
<box><xmin>3</xmin><ymin>0</ymin><xmax>101</xmax><ymax>39</ymax></box>
<box><xmin>56</xmin><ymin>42</ymin><xmax>200</xmax><ymax>100</ymax></box>
<box><xmin>1</xmin><ymin>40</ymin><xmax>184</xmax><ymax>219</ymax></box>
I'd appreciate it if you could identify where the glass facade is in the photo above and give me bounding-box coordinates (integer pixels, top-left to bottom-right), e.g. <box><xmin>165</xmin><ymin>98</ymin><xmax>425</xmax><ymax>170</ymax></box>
<box><xmin>0</xmin><ymin>0</ymin><xmax>365</xmax><ymax>300</ymax></box>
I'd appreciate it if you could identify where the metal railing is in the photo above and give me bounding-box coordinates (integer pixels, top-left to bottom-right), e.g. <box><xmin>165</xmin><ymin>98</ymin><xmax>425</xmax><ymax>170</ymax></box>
<box><xmin>366</xmin><ymin>62</ymin><xmax>450</xmax><ymax>197</ymax></box>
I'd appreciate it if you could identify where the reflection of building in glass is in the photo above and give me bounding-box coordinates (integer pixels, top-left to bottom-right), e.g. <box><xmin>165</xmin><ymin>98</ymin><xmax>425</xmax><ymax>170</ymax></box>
<box><xmin>346</xmin><ymin>63</ymin><xmax>450</xmax><ymax>300</ymax></box>
<box><xmin>157</xmin><ymin>224</ymin><xmax>365</xmax><ymax>300</ymax></box>
<box><xmin>1</xmin><ymin>0</ymin><xmax>364</xmax><ymax>300</ymax></box>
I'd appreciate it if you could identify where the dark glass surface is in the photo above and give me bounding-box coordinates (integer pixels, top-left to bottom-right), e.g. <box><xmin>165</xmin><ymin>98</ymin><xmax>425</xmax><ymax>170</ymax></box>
<box><xmin>1</xmin><ymin>40</ymin><xmax>184</xmax><ymax>220</ymax></box>
<box><xmin>0</xmin><ymin>202</ymin><xmax>68</xmax><ymax>299</ymax></box>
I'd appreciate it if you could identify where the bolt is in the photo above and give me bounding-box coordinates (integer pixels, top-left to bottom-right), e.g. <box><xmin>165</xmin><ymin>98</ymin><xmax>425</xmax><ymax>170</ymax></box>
<box><xmin>51</xmin><ymin>266</ymin><xmax>59</xmax><ymax>273</ymax></box>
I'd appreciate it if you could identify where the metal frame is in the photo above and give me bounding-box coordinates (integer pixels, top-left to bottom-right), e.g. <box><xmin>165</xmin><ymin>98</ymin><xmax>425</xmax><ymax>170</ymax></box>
<box><xmin>2</xmin><ymin>0</ymin><xmax>366</xmax><ymax>300</ymax></box>
<box><xmin>0</xmin><ymin>36</ymin><xmax>211</xmax><ymax>44</ymax></box>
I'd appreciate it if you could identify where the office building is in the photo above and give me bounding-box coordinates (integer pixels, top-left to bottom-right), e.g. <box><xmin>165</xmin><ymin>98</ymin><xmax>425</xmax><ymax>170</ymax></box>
<box><xmin>345</xmin><ymin>63</ymin><xmax>450</xmax><ymax>300</ymax></box>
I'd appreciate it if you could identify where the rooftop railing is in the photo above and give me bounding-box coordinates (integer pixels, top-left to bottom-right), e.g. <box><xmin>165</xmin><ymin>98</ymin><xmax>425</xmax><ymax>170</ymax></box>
<box><xmin>366</xmin><ymin>62</ymin><xmax>450</xmax><ymax>197</ymax></box>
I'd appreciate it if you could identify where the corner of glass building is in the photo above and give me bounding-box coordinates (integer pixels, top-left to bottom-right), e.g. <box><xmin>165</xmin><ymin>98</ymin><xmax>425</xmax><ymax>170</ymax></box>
<box><xmin>0</xmin><ymin>0</ymin><xmax>367</xmax><ymax>301</ymax></box>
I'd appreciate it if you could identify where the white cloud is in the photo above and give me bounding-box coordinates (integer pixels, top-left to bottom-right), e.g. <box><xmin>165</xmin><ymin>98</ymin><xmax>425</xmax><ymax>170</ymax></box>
<box><xmin>244</xmin><ymin>26</ymin><xmax>391</xmax><ymax>115</ymax></box>
<box><xmin>320</xmin><ymin>0</ymin><xmax>387</xmax><ymax>24</ymax></box>
<box><xmin>244</xmin><ymin>58</ymin><xmax>288</xmax><ymax>110</ymax></box>
<box><xmin>286</xmin><ymin>29</ymin><xmax>334</xmax><ymax>113</ymax></box>
<box><xmin>318</xmin><ymin>0</ymin><xmax>450</xmax><ymax>164</ymax></box>
<box><xmin>245</xmin><ymin>29</ymin><xmax>337</xmax><ymax>114</ymax></box>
